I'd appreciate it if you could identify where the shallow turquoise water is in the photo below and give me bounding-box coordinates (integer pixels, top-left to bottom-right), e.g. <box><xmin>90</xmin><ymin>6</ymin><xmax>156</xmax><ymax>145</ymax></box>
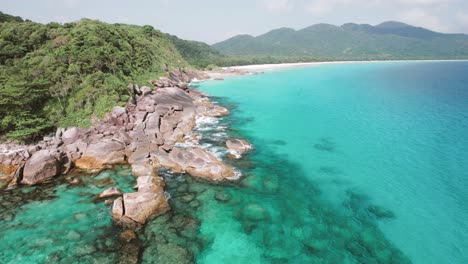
<box><xmin>0</xmin><ymin>167</ymin><xmax>135</xmax><ymax>263</ymax></box>
<box><xmin>195</xmin><ymin>61</ymin><xmax>468</xmax><ymax>263</ymax></box>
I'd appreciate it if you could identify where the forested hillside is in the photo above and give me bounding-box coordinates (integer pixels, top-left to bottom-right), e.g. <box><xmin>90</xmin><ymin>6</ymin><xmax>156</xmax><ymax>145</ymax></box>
<box><xmin>0</xmin><ymin>16</ymin><xmax>199</xmax><ymax>141</ymax></box>
<box><xmin>213</xmin><ymin>22</ymin><xmax>468</xmax><ymax>60</ymax></box>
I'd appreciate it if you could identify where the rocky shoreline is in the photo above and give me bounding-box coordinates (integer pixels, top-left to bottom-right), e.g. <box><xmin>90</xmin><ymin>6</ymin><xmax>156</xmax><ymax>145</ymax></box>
<box><xmin>0</xmin><ymin>69</ymin><xmax>251</xmax><ymax>228</ymax></box>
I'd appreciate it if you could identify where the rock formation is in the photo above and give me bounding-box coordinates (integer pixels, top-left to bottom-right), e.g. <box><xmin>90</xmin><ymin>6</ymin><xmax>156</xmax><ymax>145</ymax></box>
<box><xmin>226</xmin><ymin>139</ymin><xmax>252</xmax><ymax>159</ymax></box>
<box><xmin>0</xmin><ymin>69</ymin><xmax>239</xmax><ymax>226</ymax></box>
<box><xmin>97</xmin><ymin>187</ymin><xmax>123</xmax><ymax>199</ymax></box>
<box><xmin>21</xmin><ymin>150</ymin><xmax>62</xmax><ymax>185</ymax></box>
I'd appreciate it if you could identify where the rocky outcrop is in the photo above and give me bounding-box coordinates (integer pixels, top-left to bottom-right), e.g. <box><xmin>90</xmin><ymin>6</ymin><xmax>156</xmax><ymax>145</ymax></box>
<box><xmin>21</xmin><ymin>150</ymin><xmax>62</xmax><ymax>185</ymax></box>
<box><xmin>226</xmin><ymin>139</ymin><xmax>252</xmax><ymax>152</ymax></box>
<box><xmin>112</xmin><ymin>174</ymin><xmax>169</xmax><ymax>225</ymax></box>
<box><xmin>75</xmin><ymin>139</ymin><xmax>126</xmax><ymax>173</ymax></box>
<box><xmin>226</xmin><ymin>139</ymin><xmax>252</xmax><ymax>160</ymax></box>
<box><xmin>1</xmin><ymin>69</ymin><xmax>239</xmax><ymax>228</ymax></box>
<box><xmin>97</xmin><ymin>187</ymin><xmax>122</xmax><ymax>199</ymax></box>
<box><xmin>149</xmin><ymin>69</ymin><xmax>209</xmax><ymax>89</ymax></box>
<box><xmin>194</xmin><ymin>97</ymin><xmax>230</xmax><ymax>117</ymax></box>
<box><xmin>159</xmin><ymin>147</ymin><xmax>235</xmax><ymax>181</ymax></box>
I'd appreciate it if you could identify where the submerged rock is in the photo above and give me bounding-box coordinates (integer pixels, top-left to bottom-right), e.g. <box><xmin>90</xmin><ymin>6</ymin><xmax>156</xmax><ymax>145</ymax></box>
<box><xmin>368</xmin><ymin>205</ymin><xmax>395</xmax><ymax>219</ymax></box>
<box><xmin>214</xmin><ymin>191</ymin><xmax>232</xmax><ymax>203</ymax></box>
<box><xmin>154</xmin><ymin>243</ymin><xmax>192</xmax><ymax>264</ymax></box>
<box><xmin>240</xmin><ymin>203</ymin><xmax>269</xmax><ymax>221</ymax></box>
<box><xmin>65</xmin><ymin>230</ymin><xmax>82</xmax><ymax>241</ymax></box>
<box><xmin>120</xmin><ymin>230</ymin><xmax>137</xmax><ymax>242</ymax></box>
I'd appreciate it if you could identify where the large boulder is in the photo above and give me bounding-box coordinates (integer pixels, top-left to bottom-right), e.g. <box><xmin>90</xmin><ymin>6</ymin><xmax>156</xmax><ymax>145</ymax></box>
<box><xmin>121</xmin><ymin>192</ymin><xmax>169</xmax><ymax>224</ymax></box>
<box><xmin>113</xmin><ymin>168</ymin><xmax>169</xmax><ymax>226</ymax></box>
<box><xmin>134</xmin><ymin>176</ymin><xmax>165</xmax><ymax>193</ymax></box>
<box><xmin>153</xmin><ymin>88</ymin><xmax>195</xmax><ymax>109</ymax></box>
<box><xmin>160</xmin><ymin>147</ymin><xmax>235</xmax><ymax>181</ymax></box>
<box><xmin>75</xmin><ymin>139</ymin><xmax>125</xmax><ymax>172</ymax></box>
<box><xmin>21</xmin><ymin>150</ymin><xmax>62</xmax><ymax>185</ymax></box>
<box><xmin>62</xmin><ymin>127</ymin><xmax>81</xmax><ymax>144</ymax></box>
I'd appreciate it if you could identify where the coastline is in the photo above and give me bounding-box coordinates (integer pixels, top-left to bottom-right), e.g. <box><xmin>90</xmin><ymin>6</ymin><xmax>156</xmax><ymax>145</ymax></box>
<box><xmin>0</xmin><ymin>69</ymin><xmax>249</xmax><ymax>222</ymax></box>
<box><xmin>224</xmin><ymin>59</ymin><xmax>468</xmax><ymax>72</ymax></box>
<box><xmin>0</xmin><ymin>69</ymin><xmax>255</xmax><ymax>263</ymax></box>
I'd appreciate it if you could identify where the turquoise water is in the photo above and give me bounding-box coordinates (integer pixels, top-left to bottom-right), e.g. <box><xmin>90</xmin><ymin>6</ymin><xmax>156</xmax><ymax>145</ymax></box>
<box><xmin>1</xmin><ymin>61</ymin><xmax>467</xmax><ymax>263</ymax></box>
<box><xmin>0</xmin><ymin>167</ymin><xmax>136</xmax><ymax>263</ymax></box>
<box><xmin>193</xmin><ymin>61</ymin><xmax>468</xmax><ymax>263</ymax></box>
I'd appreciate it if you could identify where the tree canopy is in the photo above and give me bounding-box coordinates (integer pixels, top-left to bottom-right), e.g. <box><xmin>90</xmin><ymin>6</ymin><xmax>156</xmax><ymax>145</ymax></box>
<box><xmin>0</xmin><ymin>18</ymin><xmax>191</xmax><ymax>141</ymax></box>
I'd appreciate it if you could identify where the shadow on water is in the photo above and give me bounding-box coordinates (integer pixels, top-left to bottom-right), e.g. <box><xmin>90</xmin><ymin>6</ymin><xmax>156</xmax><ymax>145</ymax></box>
<box><xmin>314</xmin><ymin>137</ymin><xmax>337</xmax><ymax>152</ymax></box>
<box><xmin>141</xmin><ymin>96</ymin><xmax>411</xmax><ymax>264</ymax></box>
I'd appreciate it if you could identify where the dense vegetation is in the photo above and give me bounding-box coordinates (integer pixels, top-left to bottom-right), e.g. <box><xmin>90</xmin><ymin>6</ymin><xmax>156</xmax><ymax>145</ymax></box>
<box><xmin>165</xmin><ymin>34</ymin><xmax>225</xmax><ymax>69</ymax></box>
<box><xmin>0</xmin><ymin>17</ymin><xmax>194</xmax><ymax>141</ymax></box>
<box><xmin>0</xmin><ymin>11</ymin><xmax>23</xmax><ymax>23</ymax></box>
<box><xmin>3</xmin><ymin>13</ymin><xmax>468</xmax><ymax>142</ymax></box>
<box><xmin>213</xmin><ymin>21</ymin><xmax>468</xmax><ymax>60</ymax></box>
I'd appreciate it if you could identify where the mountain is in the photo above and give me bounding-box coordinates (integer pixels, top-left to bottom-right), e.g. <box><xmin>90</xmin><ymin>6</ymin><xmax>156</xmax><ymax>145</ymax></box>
<box><xmin>165</xmin><ymin>33</ymin><xmax>225</xmax><ymax>68</ymax></box>
<box><xmin>0</xmin><ymin>12</ymin><xmax>220</xmax><ymax>141</ymax></box>
<box><xmin>213</xmin><ymin>22</ymin><xmax>468</xmax><ymax>60</ymax></box>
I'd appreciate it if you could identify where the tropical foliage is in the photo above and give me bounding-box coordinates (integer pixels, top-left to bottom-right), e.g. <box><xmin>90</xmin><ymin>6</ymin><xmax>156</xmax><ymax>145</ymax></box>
<box><xmin>0</xmin><ymin>18</ymin><xmax>191</xmax><ymax>141</ymax></box>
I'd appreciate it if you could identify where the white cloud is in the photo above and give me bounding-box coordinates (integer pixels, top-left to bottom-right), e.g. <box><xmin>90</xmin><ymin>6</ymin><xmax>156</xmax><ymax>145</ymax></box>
<box><xmin>398</xmin><ymin>8</ymin><xmax>450</xmax><ymax>32</ymax></box>
<box><xmin>259</xmin><ymin>0</ymin><xmax>294</xmax><ymax>13</ymax></box>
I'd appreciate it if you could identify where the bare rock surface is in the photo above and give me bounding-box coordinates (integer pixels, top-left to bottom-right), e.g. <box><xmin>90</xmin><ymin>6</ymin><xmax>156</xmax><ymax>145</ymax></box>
<box><xmin>112</xmin><ymin>173</ymin><xmax>169</xmax><ymax>225</ymax></box>
<box><xmin>75</xmin><ymin>139</ymin><xmax>125</xmax><ymax>172</ymax></box>
<box><xmin>226</xmin><ymin>139</ymin><xmax>252</xmax><ymax>152</ymax></box>
<box><xmin>97</xmin><ymin>187</ymin><xmax>123</xmax><ymax>199</ymax></box>
<box><xmin>121</xmin><ymin>192</ymin><xmax>169</xmax><ymax>224</ymax></box>
<box><xmin>159</xmin><ymin>147</ymin><xmax>235</xmax><ymax>181</ymax></box>
<box><xmin>21</xmin><ymin>150</ymin><xmax>61</xmax><ymax>185</ymax></box>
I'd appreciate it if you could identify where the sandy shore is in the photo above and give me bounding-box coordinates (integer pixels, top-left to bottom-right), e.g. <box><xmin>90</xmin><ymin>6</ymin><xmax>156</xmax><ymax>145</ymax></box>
<box><xmin>224</xmin><ymin>59</ymin><xmax>468</xmax><ymax>72</ymax></box>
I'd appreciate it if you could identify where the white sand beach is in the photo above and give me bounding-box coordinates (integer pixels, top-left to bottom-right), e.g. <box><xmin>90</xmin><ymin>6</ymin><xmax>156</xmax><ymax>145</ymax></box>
<box><xmin>224</xmin><ymin>60</ymin><xmax>468</xmax><ymax>72</ymax></box>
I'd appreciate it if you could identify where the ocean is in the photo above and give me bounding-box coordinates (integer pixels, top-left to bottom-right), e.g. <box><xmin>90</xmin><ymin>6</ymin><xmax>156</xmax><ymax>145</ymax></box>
<box><xmin>192</xmin><ymin>61</ymin><xmax>468</xmax><ymax>263</ymax></box>
<box><xmin>1</xmin><ymin>61</ymin><xmax>467</xmax><ymax>263</ymax></box>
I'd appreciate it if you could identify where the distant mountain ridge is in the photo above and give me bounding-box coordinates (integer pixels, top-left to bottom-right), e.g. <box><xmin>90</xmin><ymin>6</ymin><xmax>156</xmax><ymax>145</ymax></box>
<box><xmin>213</xmin><ymin>22</ymin><xmax>468</xmax><ymax>60</ymax></box>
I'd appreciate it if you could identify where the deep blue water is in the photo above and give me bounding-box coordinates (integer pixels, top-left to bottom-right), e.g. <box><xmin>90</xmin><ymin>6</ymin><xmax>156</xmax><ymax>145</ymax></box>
<box><xmin>197</xmin><ymin>61</ymin><xmax>468</xmax><ymax>263</ymax></box>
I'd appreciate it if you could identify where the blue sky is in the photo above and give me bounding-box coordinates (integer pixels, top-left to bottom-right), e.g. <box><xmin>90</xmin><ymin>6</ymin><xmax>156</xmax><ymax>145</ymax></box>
<box><xmin>2</xmin><ymin>0</ymin><xmax>468</xmax><ymax>43</ymax></box>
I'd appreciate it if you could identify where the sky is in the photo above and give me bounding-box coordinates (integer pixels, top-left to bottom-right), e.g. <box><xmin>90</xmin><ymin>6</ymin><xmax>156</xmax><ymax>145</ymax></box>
<box><xmin>1</xmin><ymin>0</ymin><xmax>468</xmax><ymax>44</ymax></box>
